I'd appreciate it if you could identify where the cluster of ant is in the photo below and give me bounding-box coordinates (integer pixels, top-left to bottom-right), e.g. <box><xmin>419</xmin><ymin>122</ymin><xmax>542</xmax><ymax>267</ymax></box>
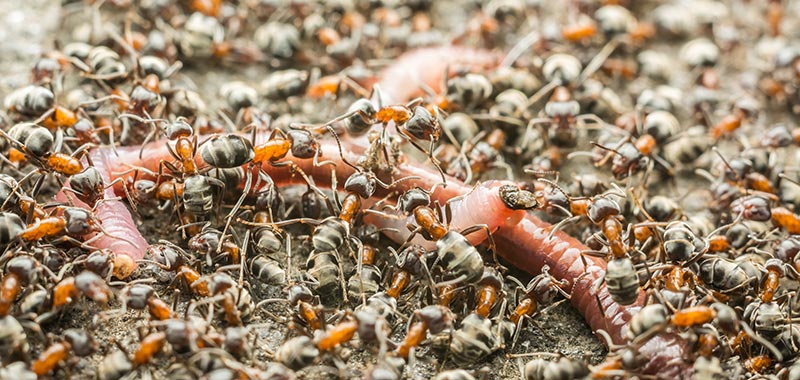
<box><xmin>2</xmin><ymin>0</ymin><xmax>800</xmax><ymax>379</ymax></box>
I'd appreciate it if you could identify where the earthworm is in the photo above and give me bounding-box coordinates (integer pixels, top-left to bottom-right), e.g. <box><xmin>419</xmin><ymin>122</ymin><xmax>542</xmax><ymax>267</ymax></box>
<box><xmin>55</xmin><ymin>148</ymin><xmax>148</xmax><ymax>278</ymax></box>
<box><xmin>80</xmin><ymin>46</ymin><xmax>688</xmax><ymax>374</ymax></box>
<box><xmin>95</xmin><ymin>130</ymin><xmax>689</xmax><ymax>375</ymax></box>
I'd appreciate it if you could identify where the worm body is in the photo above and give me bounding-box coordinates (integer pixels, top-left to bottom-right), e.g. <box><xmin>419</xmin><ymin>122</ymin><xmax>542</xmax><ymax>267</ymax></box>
<box><xmin>91</xmin><ymin>132</ymin><xmax>689</xmax><ymax>374</ymax></box>
<box><xmin>81</xmin><ymin>45</ymin><xmax>688</xmax><ymax>374</ymax></box>
<box><xmin>89</xmin><ymin>149</ymin><xmax>149</xmax><ymax>263</ymax></box>
<box><xmin>55</xmin><ymin>149</ymin><xmax>149</xmax><ymax>278</ymax></box>
<box><xmin>377</xmin><ymin>46</ymin><xmax>690</xmax><ymax>377</ymax></box>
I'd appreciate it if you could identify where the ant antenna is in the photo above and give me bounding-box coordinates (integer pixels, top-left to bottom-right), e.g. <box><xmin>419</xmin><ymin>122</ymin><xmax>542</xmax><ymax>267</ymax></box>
<box><xmin>326</xmin><ymin>125</ymin><xmax>360</xmax><ymax>172</ymax></box>
<box><xmin>535</xmin><ymin>178</ymin><xmax>571</xmax><ymax>200</ymax></box>
<box><xmin>592</xmin><ymin>141</ymin><xmax>626</xmax><ymax>167</ymax></box>
<box><xmin>712</xmin><ymin>146</ymin><xmax>743</xmax><ymax>183</ymax></box>
<box><xmin>524</xmin><ymin>168</ymin><xmax>560</xmax><ymax>179</ymax></box>
<box><xmin>373</xmin><ymin>174</ymin><xmax>421</xmax><ymax>190</ymax></box>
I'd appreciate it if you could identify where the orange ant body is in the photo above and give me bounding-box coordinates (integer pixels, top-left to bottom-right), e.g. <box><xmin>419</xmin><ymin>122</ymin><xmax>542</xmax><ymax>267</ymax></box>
<box><xmin>771</xmin><ymin>206</ymin><xmax>800</xmax><ymax>233</ymax></box>
<box><xmin>316</xmin><ymin>317</ymin><xmax>358</xmax><ymax>351</ymax></box>
<box><xmin>709</xmin><ymin>103</ymin><xmax>756</xmax><ymax>140</ymax></box>
<box><xmin>0</xmin><ymin>273</ymin><xmax>21</xmax><ymax>316</ymax></box>
<box><xmin>252</xmin><ymin>130</ymin><xmax>292</xmax><ymax>164</ymax></box>
<box><xmin>297</xmin><ymin>297</ymin><xmax>323</xmax><ymax>331</ymax></box>
<box><xmin>0</xmin><ymin>123</ymin><xmax>86</xmax><ymax>180</ymax></box>
<box><xmin>146</xmin><ymin>243</ymin><xmax>212</xmax><ymax>297</ymax></box>
<box><xmin>474</xmin><ymin>267</ymin><xmax>503</xmax><ymax>318</ymax></box>
<box><xmin>133</xmin><ymin>332</ymin><xmax>167</xmax><ymax>366</ymax></box>
<box><xmin>385</xmin><ymin>246</ymin><xmax>427</xmax><ymax>299</ymax></box>
<box><xmin>117</xmin><ymin>283</ymin><xmax>175</xmax><ymax>321</ymax></box>
<box><xmin>0</xmin><ymin>256</ymin><xmax>39</xmax><ymax>317</ymax></box>
<box><xmin>396</xmin><ymin>305</ymin><xmax>452</xmax><ymax>358</ymax></box>
<box><xmin>561</xmin><ymin>17</ymin><xmax>597</xmax><ymax>43</ymax></box>
<box><xmin>509</xmin><ymin>266</ymin><xmax>569</xmax><ymax>326</ymax></box>
<box><xmin>760</xmin><ymin>259</ymin><xmax>783</xmax><ymax>304</ymax></box>
<box><xmin>744</xmin><ymin>355</ymin><xmax>773</xmax><ymax>374</ymax></box>
<box><xmin>670</xmin><ymin>306</ymin><xmax>716</xmax><ymax>328</ymax></box>
<box><xmin>51</xmin><ymin>271</ymin><xmax>113</xmax><ymax>310</ymax></box>
<box><xmin>317</xmin><ymin>89</ymin><xmax>447</xmax><ymax>182</ymax></box>
<box><xmin>31</xmin><ymin>342</ymin><xmax>71</xmax><ymax>376</ymax></box>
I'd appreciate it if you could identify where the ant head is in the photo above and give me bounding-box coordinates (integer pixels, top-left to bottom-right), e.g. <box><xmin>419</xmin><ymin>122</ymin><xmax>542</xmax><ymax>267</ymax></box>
<box><xmin>588</xmin><ymin>195</ymin><xmax>622</xmax><ymax>224</ymax></box>
<box><xmin>344</xmin><ymin>172</ymin><xmax>376</xmax><ymax>199</ymax></box>
<box><xmin>731</xmin><ymin>195</ymin><xmax>772</xmax><ymax>222</ymax></box>
<box><xmin>147</xmin><ymin>242</ymin><xmax>187</xmax><ymax>271</ymax></box>
<box><xmin>404</xmin><ymin>106</ymin><xmax>441</xmax><ymax>142</ymax></box>
<box><xmin>398</xmin><ymin>187</ymin><xmax>431</xmax><ymax>214</ymax></box>
<box><xmin>499</xmin><ymin>184</ymin><xmax>539</xmax><ymax>210</ymax></box>
<box><xmin>287</xmin><ymin>283</ymin><xmax>314</xmax><ymax>305</ymax></box>
<box><xmin>63</xmin><ymin>207</ymin><xmax>94</xmax><ymax>235</ymax></box>
<box><xmin>164</xmin><ymin>118</ymin><xmax>194</xmax><ymax>140</ymax></box>
<box><xmin>5</xmin><ymin>255</ymin><xmax>39</xmax><ymax>285</ymax></box>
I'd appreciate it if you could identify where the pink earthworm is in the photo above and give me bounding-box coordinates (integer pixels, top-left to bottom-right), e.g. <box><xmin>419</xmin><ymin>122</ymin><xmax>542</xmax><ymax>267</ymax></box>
<box><xmin>494</xmin><ymin>217</ymin><xmax>689</xmax><ymax>377</ymax></box>
<box><xmin>94</xmin><ymin>133</ymin><xmax>689</xmax><ymax>375</ymax></box>
<box><xmin>74</xmin><ymin>46</ymin><xmax>689</xmax><ymax>374</ymax></box>
<box><xmin>55</xmin><ymin>148</ymin><xmax>149</xmax><ymax>278</ymax></box>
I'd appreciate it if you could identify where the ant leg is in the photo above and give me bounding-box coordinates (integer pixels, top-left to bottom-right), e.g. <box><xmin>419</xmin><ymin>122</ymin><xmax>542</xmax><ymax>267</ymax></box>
<box><xmin>290</xmin><ymin>162</ymin><xmax>337</xmax><ymax>216</ymax></box>
<box><xmin>459</xmin><ymin>223</ymin><xmax>497</xmax><ymax>256</ymax></box>
<box><xmin>405</xmin><ymin>97</ymin><xmax>424</xmax><ymax>108</ymax></box>
<box><xmin>104</xmin><ymin>177</ymin><xmax>140</xmax><ymax>216</ymax></box>
<box><xmin>523</xmin><ymin>81</ymin><xmax>560</xmax><ymax>113</ymax></box>
<box><xmin>361</xmin><ymin>208</ymin><xmax>406</xmax><ymax>221</ymax></box>
<box><xmin>336</xmin><ymin>249</ymin><xmax>349</xmax><ymax>304</ymax></box>
<box><xmin>30</xmin><ymin>172</ymin><xmax>48</xmax><ymax>198</ymax></box>
<box><xmin>544</xmin><ymin>215</ymin><xmax>581</xmax><ymax>240</ymax></box>
<box><xmin>580</xmin><ymin>36</ymin><xmax>621</xmax><ymax>81</ymax></box>
<box><xmin>50</xmin><ymin>235</ymin><xmax>100</xmax><ymax>252</ymax></box>
<box><xmin>219</xmin><ymin>169</ymin><xmax>252</xmax><ymax>255</ymax></box>
<box><xmin>592</xmin><ymin>277</ymin><xmax>612</xmax><ymax>337</ymax></box>
<box><xmin>402</xmin><ymin>225</ymin><xmax>423</xmax><ymax>247</ymax></box>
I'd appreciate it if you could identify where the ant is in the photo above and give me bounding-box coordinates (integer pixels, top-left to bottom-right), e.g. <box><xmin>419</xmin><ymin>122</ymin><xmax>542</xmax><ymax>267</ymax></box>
<box><xmin>347</xmin><ymin>224</ymin><xmax>387</xmax><ymax>301</ymax></box>
<box><xmin>114</xmin><ymin>282</ymin><xmax>175</xmax><ymax>321</ymax></box>
<box><xmin>254</xmin><ymin>232</ymin><xmax>328</xmax><ymax>334</ymax></box>
<box><xmin>391</xmin><ymin>186</ymin><xmax>494</xmax><ymax>287</ymax></box>
<box><xmin>383</xmin><ymin>244</ymin><xmax>435</xmax><ymax>301</ymax></box>
<box><xmin>0</xmin><ymin>255</ymin><xmax>54</xmax><ymax>317</ymax></box>
<box><xmin>48</xmin><ymin>270</ymin><xmax>113</xmax><ymax>319</ymax></box>
<box><xmin>506</xmin><ymin>265</ymin><xmax>570</xmax><ymax>346</ymax></box>
<box><xmin>395</xmin><ymin>304</ymin><xmax>453</xmax><ymax>359</ymax></box>
<box><xmin>538</xmin><ymin>180</ymin><xmax>649</xmax><ymax>305</ymax></box>
<box><xmin>145</xmin><ymin>242</ymin><xmax>216</xmax><ymax>297</ymax></box>
<box><xmin>0</xmin><ymin>123</ymin><xmax>90</xmax><ymax>196</ymax></box>
<box><xmin>313</xmin><ymin>85</ymin><xmax>449</xmax><ymax>184</ymax></box>
<box><xmin>203</xmin><ymin>123</ymin><xmax>337</xmax><ymax>248</ymax></box>
<box><xmin>445</xmin><ymin>128</ymin><xmax>514</xmax><ymax>184</ymax></box>
<box><xmin>30</xmin><ymin>329</ymin><xmax>96</xmax><ymax>377</ymax></box>
<box><xmin>519</xmin><ymin>41</ymin><xmax>621</xmax><ymax>148</ymax></box>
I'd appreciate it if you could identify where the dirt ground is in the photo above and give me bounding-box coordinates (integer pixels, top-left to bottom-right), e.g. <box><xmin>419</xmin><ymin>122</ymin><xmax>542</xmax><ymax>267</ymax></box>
<box><xmin>0</xmin><ymin>1</ymin><xmax>605</xmax><ymax>379</ymax></box>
